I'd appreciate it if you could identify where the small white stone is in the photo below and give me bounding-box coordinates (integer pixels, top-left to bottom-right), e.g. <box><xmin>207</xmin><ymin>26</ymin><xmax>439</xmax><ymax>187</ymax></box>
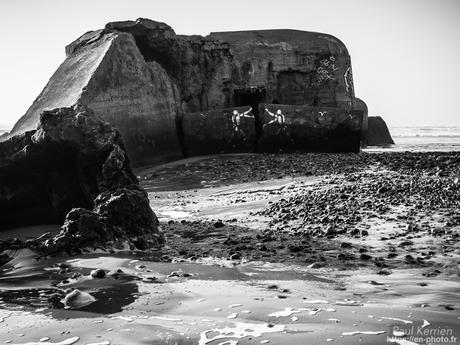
<box><xmin>228</xmin><ymin>304</ymin><xmax>243</xmax><ymax>308</ymax></box>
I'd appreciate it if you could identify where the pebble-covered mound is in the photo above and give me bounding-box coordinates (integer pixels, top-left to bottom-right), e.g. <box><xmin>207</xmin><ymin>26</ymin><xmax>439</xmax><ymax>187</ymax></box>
<box><xmin>142</xmin><ymin>152</ymin><xmax>460</xmax><ymax>186</ymax></box>
<box><xmin>142</xmin><ymin>152</ymin><xmax>460</xmax><ymax>273</ymax></box>
<box><xmin>259</xmin><ymin>167</ymin><xmax>460</xmax><ymax>236</ymax></box>
<box><xmin>141</xmin><ymin>153</ymin><xmax>372</xmax><ymax>189</ymax></box>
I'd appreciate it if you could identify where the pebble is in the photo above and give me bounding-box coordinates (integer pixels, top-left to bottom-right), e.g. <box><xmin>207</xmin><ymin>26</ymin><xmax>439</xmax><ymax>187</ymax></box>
<box><xmin>228</xmin><ymin>304</ymin><xmax>242</xmax><ymax>308</ymax></box>
<box><xmin>227</xmin><ymin>313</ymin><xmax>238</xmax><ymax>319</ymax></box>
<box><xmin>90</xmin><ymin>269</ymin><xmax>106</xmax><ymax>278</ymax></box>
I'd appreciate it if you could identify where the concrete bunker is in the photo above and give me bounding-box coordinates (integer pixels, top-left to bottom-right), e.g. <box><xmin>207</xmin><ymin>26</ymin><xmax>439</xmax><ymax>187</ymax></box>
<box><xmin>5</xmin><ymin>18</ymin><xmax>369</xmax><ymax>164</ymax></box>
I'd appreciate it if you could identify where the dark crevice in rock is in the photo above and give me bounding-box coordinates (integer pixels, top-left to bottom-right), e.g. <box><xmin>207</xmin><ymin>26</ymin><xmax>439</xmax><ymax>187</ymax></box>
<box><xmin>132</xmin><ymin>35</ymin><xmax>173</xmax><ymax>65</ymax></box>
<box><xmin>233</xmin><ymin>87</ymin><xmax>267</xmax><ymax>153</ymax></box>
<box><xmin>175</xmin><ymin>111</ymin><xmax>187</xmax><ymax>158</ymax></box>
<box><xmin>105</xmin><ymin>18</ymin><xmax>177</xmax><ymax>66</ymax></box>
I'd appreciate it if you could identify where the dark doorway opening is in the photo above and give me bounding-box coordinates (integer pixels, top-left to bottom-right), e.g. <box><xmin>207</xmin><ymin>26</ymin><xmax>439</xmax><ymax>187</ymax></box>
<box><xmin>233</xmin><ymin>87</ymin><xmax>266</xmax><ymax>151</ymax></box>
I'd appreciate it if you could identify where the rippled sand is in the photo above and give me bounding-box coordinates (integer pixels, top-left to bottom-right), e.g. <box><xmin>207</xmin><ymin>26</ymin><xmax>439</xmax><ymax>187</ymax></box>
<box><xmin>1</xmin><ymin>252</ymin><xmax>459</xmax><ymax>344</ymax></box>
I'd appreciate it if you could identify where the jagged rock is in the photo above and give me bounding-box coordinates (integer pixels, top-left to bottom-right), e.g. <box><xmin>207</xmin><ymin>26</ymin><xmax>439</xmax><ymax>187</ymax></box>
<box><xmin>366</xmin><ymin>116</ymin><xmax>395</xmax><ymax>146</ymax></box>
<box><xmin>5</xmin><ymin>18</ymin><xmax>368</xmax><ymax>162</ymax></box>
<box><xmin>0</xmin><ymin>104</ymin><xmax>134</xmax><ymax>228</ymax></box>
<box><xmin>41</xmin><ymin>208</ymin><xmax>108</xmax><ymax>253</ymax></box>
<box><xmin>0</xmin><ymin>104</ymin><xmax>163</xmax><ymax>252</ymax></box>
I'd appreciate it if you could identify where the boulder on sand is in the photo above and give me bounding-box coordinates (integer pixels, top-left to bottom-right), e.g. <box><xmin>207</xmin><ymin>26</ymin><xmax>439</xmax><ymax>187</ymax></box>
<box><xmin>62</xmin><ymin>289</ymin><xmax>96</xmax><ymax>309</ymax></box>
<box><xmin>0</xmin><ymin>104</ymin><xmax>163</xmax><ymax>253</ymax></box>
<box><xmin>365</xmin><ymin>116</ymin><xmax>394</xmax><ymax>146</ymax></box>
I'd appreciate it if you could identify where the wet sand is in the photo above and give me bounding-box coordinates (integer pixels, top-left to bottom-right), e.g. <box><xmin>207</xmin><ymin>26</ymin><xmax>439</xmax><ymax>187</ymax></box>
<box><xmin>1</xmin><ymin>152</ymin><xmax>460</xmax><ymax>344</ymax></box>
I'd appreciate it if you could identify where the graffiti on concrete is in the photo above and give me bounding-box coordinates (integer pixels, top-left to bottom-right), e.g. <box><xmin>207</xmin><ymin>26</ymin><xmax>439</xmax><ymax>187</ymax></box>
<box><xmin>313</xmin><ymin>56</ymin><xmax>338</xmax><ymax>87</ymax></box>
<box><xmin>318</xmin><ymin>111</ymin><xmax>328</xmax><ymax>118</ymax></box>
<box><xmin>263</xmin><ymin>108</ymin><xmax>290</xmax><ymax>137</ymax></box>
<box><xmin>227</xmin><ymin>107</ymin><xmax>253</xmax><ymax>141</ymax></box>
<box><xmin>344</xmin><ymin>66</ymin><xmax>353</xmax><ymax>94</ymax></box>
<box><xmin>264</xmin><ymin>108</ymin><xmax>286</xmax><ymax>127</ymax></box>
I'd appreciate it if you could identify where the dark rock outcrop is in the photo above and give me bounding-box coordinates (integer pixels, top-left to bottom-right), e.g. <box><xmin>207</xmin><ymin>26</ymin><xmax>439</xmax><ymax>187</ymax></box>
<box><xmin>5</xmin><ymin>18</ymin><xmax>368</xmax><ymax>162</ymax></box>
<box><xmin>0</xmin><ymin>105</ymin><xmax>163</xmax><ymax>252</ymax></box>
<box><xmin>353</xmin><ymin>98</ymin><xmax>368</xmax><ymax>148</ymax></box>
<box><xmin>365</xmin><ymin>116</ymin><xmax>394</xmax><ymax>146</ymax></box>
<box><xmin>38</xmin><ymin>187</ymin><xmax>161</xmax><ymax>254</ymax></box>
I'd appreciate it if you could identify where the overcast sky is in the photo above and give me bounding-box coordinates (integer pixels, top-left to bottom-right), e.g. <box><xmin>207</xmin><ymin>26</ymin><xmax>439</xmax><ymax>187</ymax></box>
<box><xmin>1</xmin><ymin>0</ymin><xmax>459</xmax><ymax>128</ymax></box>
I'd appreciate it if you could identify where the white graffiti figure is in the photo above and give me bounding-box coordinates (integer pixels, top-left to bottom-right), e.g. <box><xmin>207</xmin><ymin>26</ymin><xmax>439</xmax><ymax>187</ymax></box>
<box><xmin>264</xmin><ymin>108</ymin><xmax>289</xmax><ymax>136</ymax></box>
<box><xmin>230</xmin><ymin>107</ymin><xmax>253</xmax><ymax>140</ymax></box>
<box><xmin>318</xmin><ymin>111</ymin><xmax>328</xmax><ymax>118</ymax></box>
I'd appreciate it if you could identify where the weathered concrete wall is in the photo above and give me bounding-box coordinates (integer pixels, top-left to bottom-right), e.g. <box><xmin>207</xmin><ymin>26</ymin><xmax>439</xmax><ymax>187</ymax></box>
<box><xmin>182</xmin><ymin>106</ymin><xmax>256</xmax><ymax>156</ymax></box>
<box><xmin>9</xmin><ymin>29</ymin><xmax>182</xmax><ymax>165</ymax></box>
<box><xmin>105</xmin><ymin>19</ymin><xmax>234</xmax><ymax>114</ymax></box>
<box><xmin>259</xmin><ymin>104</ymin><xmax>363</xmax><ymax>153</ymax></box>
<box><xmin>182</xmin><ymin>104</ymin><xmax>362</xmax><ymax>155</ymax></box>
<box><xmin>82</xmin><ymin>32</ymin><xmax>182</xmax><ymax>164</ymax></box>
<box><xmin>10</xmin><ymin>32</ymin><xmax>116</xmax><ymax>134</ymax></box>
<box><xmin>209</xmin><ymin>30</ymin><xmax>354</xmax><ymax>110</ymax></box>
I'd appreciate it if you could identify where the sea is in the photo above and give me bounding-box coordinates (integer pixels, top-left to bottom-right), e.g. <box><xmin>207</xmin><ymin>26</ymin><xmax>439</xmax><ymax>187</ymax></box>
<box><xmin>1</xmin><ymin>126</ymin><xmax>460</xmax><ymax>152</ymax></box>
<box><xmin>365</xmin><ymin>126</ymin><xmax>460</xmax><ymax>152</ymax></box>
